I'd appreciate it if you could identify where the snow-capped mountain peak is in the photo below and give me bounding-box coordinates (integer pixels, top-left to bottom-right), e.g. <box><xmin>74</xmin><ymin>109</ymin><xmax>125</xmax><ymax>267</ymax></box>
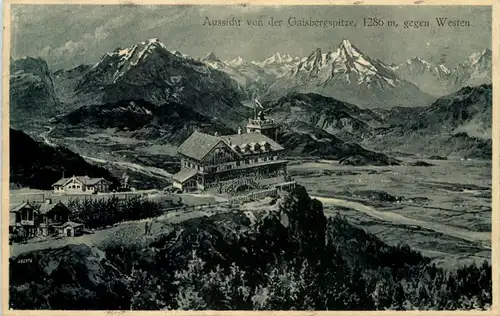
<box><xmin>338</xmin><ymin>39</ymin><xmax>361</xmax><ymax>57</ymax></box>
<box><xmin>90</xmin><ymin>38</ymin><xmax>173</xmax><ymax>80</ymax></box>
<box><xmin>398</xmin><ymin>56</ymin><xmax>452</xmax><ymax>76</ymax></box>
<box><xmin>459</xmin><ymin>48</ymin><xmax>491</xmax><ymax>87</ymax></box>
<box><xmin>438</xmin><ymin>64</ymin><xmax>452</xmax><ymax>75</ymax></box>
<box><xmin>227</xmin><ymin>56</ymin><xmax>246</xmax><ymax>67</ymax></box>
<box><xmin>468</xmin><ymin>48</ymin><xmax>491</xmax><ymax>64</ymax></box>
<box><xmin>261</xmin><ymin>52</ymin><xmax>297</xmax><ymax>65</ymax></box>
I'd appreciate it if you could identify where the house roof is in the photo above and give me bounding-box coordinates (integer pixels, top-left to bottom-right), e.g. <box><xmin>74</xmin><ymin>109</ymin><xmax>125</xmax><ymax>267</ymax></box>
<box><xmin>172</xmin><ymin>168</ymin><xmax>198</xmax><ymax>183</ymax></box>
<box><xmin>223</xmin><ymin>133</ymin><xmax>284</xmax><ymax>152</ymax></box>
<box><xmin>177</xmin><ymin>131</ymin><xmax>224</xmax><ymax>161</ymax></box>
<box><xmin>9</xmin><ymin>202</ymin><xmax>33</xmax><ymax>213</ymax></box>
<box><xmin>38</xmin><ymin>201</ymin><xmax>69</xmax><ymax>215</ymax></box>
<box><xmin>52</xmin><ymin>176</ymin><xmax>111</xmax><ymax>187</ymax></box>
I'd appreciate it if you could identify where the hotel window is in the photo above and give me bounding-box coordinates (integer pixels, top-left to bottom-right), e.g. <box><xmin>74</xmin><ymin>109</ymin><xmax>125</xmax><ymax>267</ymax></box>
<box><xmin>236</xmin><ymin>161</ymin><xmax>240</xmax><ymax>167</ymax></box>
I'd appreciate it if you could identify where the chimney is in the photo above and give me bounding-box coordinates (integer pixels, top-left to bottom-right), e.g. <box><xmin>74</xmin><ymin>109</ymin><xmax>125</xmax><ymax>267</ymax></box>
<box><xmin>238</xmin><ymin>127</ymin><xmax>242</xmax><ymax>135</ymax></box>
<box><xmin>214</xmin><ymin>132</ymin><xmax>219</xmax><ymax>137</ymax></box>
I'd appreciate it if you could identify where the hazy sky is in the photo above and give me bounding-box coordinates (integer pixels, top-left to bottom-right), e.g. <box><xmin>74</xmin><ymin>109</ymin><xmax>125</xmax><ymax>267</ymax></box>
<box><xmin>11</xmin><ymin>5</ymin><xmax>492</xmax><ymax>71</ymax></box>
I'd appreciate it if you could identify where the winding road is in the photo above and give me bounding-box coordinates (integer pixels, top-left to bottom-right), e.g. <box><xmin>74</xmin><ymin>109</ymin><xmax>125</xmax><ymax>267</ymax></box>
<box><xmin>313</xmin><ymin>196</ymin><xmax>491</xmax><ymax>247</ymax></box>
<box><xmin>40</xmin><ymin>126</ymin><xmax>57</xmax><ymax>147</ymax></box>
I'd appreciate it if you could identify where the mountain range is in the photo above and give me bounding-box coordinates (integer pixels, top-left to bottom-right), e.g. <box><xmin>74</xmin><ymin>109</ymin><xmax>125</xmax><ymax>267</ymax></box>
<box><xmin>389</xmin><ymin>49</ymin><xmax>491</xmax><ymax>96</ymax></box>
<box><xmin>200</xmin><ymin>40</ymin><xmax>490</xmax><ymax>107</ymax></box>
<box><xmin>264</xmin><ymin>40</ymin><xmax>435</xmax><ymax>109</ymax></box>
<box><xmin>73</xmin><ymin>38</ymin><xmax>248</xmax><ymax>127</ymax></box>
<box><xmin>9</xmin><ymin>38</ymin><xmax>492</xmax><ymax>171</ymax></box>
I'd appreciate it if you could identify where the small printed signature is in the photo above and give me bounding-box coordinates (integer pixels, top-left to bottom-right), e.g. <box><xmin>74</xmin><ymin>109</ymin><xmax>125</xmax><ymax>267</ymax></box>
<box><xmin>16</xmin><ymin>258</ymin><xmax>33</xmax><ymax>264</ymax></box>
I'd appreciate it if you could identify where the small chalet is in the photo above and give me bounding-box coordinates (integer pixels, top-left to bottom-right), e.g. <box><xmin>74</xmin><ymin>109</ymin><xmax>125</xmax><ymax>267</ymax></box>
<box><xmin>9</xmin><ymin>199</ymin><xmax>83</xmax><ymax>239</ymax></box>
<box><xmin>52</xmin><ymin>175</ymin><xmax>112</xmax><ymax>194</ymax></box>
<box><xmin>9</xmin><ymin>202</ymin><xmax>38</xmax><ymax>237</ymax></box>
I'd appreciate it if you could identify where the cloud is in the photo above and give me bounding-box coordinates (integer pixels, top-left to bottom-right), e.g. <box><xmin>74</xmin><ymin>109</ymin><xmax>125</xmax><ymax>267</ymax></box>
<box><xmin>11</xmin><ymin>5</ymin><xmax>491</xmax><ymax>70</ymax></box>
<box><xmin>37</xmin><ymin>14</ymin><xmax>135</xmax><ymax>68</ymax></box>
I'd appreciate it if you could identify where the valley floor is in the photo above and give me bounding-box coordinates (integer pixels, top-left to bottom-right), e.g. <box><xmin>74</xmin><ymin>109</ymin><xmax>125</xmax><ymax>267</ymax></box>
<box><xmin>289</xmin><ymin>159</ymin><xmax>491</xmax><ymax>269</ymax></box>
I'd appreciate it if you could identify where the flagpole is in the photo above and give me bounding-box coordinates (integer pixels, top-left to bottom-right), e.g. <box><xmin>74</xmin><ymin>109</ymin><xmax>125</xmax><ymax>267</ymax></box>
<box><xmin>254</xmin><ymin>98</ymin><xmax>257</xmax><ymax>120</ymax></box>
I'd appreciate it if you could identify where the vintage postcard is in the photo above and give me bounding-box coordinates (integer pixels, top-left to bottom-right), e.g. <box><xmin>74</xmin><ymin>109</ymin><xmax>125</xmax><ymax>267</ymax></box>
<box><xmin>2</xmin><ymin>0</ymin><xmax>498</xmax><ymax>313</ymax></box>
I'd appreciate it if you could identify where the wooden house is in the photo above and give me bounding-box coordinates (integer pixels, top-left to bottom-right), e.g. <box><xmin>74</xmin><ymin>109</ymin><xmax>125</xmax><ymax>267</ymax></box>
<box><xmin>52</xmin><ymin>175</ymin><xmax>112</xmax><ymax>194</ymax></box>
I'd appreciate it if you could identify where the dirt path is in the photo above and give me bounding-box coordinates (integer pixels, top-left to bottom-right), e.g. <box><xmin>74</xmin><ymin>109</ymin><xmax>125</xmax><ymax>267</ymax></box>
<box><xmin>313</xmin><ymin>196</ymin><xmax>491</xmax><ymax>247</ymax></box>
<box><xmin>10</xmin><ymin>207</ymin><xmax>213</xmax><ymax>257</ymax></box>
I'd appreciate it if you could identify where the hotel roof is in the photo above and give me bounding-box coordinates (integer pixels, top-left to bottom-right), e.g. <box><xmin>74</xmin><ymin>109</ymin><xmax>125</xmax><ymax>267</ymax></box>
<box><xmin>222</xmin><ymin>133</ymin><xmax>284</xmax><ymax>152</ymax></box>
<box><xmin>177</xmin><ymin>131</ymin><xmax>223</xmax><ymax>161</ymax></box>
<box><xmin>177</xmin><ymin>131</ymin><xmax>284</xmax><ymax>162</ymax></box>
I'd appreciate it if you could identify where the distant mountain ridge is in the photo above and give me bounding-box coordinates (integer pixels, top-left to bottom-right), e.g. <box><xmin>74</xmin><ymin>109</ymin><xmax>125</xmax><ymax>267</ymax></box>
<box><xmin>56</xmin><ymin>99</ymin><xmax>234</xmax><ymax>145</ymax></box>
<box><xmin>10</xmin><ymin>57</ymin><xmax>60</xmax><ymax>126</ymax></box>
<box><xmin>365</xmin><ymin>84</ymin><xmax>492</xmax><ymax>159</ymax></box>
<box><xmin>204</xmin><ymin>43</ymin><xmax>490</xmax><ymax>102</ymax></box>
<box><xmin>263</xmin><ymin>84</ymin><xmax>491</xmax><ymax>159</ymax></box>
<box><xmin>266</xmin><ymin>92</ymin><xmax>383</xmax><ymax>143</ymax></box>
<box><xmin>201</xmin><ymin>52</ymin><xmax>274</xmax><ymax>98</ymax></box>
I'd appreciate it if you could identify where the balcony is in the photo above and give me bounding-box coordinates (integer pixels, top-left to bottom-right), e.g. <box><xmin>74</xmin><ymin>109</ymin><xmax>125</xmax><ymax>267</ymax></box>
<box><xmin>20</xmin><ymin>220</ymin><xmax>35</xmax><ymax>226</ymax></box>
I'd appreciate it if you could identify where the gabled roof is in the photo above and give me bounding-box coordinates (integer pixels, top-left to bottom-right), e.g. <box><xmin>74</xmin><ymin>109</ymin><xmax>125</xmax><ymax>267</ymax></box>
<box><xmin>177</xmin><ymin>131</ymin><xmax>225</xmax><ymax>161</ymax></box>
<box><xmin>38</xmin><ymin>201</ymin><xmax>69</xmax><ymax>215</ymax></box>
<box><xmin>52</xmin><ymin>176</ymin><xmax>111</xmax><ymax>187</ymax></box>
<box><xmin>9</xmin><ymin>202</ymin><xmax>33</xmax><ymax>213</ymax></box>
<box><xmin>178</xmin><ymin>131</ymin><xmax>283</xmax><ymax>161</ymax></box>
<box><xmin>172</xmin><ymin>168</ymin><xmax>198</xmax><ymax>183</ymax></box>
<box><xmin>223</xmin><ymin>133</ymin><xmax>284</xmax><ymax>152</ymax></box>
<box><xmin>53</xmin><ymin>178</ymin><xmax>69</xmax><ymax>186</ymax></box>
<box><xmin>52</xmin><ymin>221</ymin><xmax>83</xmax><ymax>229</ymax></box>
